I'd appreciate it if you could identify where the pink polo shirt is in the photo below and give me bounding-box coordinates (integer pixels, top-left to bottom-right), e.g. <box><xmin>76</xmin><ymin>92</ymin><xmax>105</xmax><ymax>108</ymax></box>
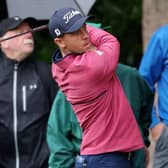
<box><xmin>52</xmin><ymin>25</ymin><xmax>144</xmax><ymax>155</ymax></box>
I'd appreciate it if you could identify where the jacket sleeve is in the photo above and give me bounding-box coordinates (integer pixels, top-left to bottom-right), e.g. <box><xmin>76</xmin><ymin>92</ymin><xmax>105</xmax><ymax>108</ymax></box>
<box><xmin>47</xmin><ymin>90</ymin><xmax>82</xmax><ymax>168</ymax></box>
<box><xmin>86</xmin><ymin>25</ymin><xmax>120</xmax><ymax>74</ymax></box>
<box><xmin>139</xmin><ymin>28</ymin><xmax>167</xmax><ymax>92</ymax></box>
<box><xmin>137</xmin><ymin>73</ymin><xmax>154</xmax><ymax>147</ymax></box>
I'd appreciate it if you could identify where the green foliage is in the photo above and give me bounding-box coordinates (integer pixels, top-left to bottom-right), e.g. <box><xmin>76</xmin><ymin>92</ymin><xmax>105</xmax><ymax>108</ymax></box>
<box><xmin>90</xmin><ymin>0</ymin><xmax>142</xmax><ymax>67</ymax></box>
<box><xmin>33</xmin><ymin>30</ymin><xmax>57</xmax><ymax>63</ymax></box>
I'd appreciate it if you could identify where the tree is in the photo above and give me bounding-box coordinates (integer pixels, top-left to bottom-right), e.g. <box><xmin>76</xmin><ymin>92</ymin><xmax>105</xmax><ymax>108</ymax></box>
<box><xmin>142</xmin><ymin>0</ymin><xmax>168</xmax><ymax>50</ymax></box>
<box><xmin>90</xmin><ymin>0</ymin><xmax>142</xmax><ymax>67</ymax></box>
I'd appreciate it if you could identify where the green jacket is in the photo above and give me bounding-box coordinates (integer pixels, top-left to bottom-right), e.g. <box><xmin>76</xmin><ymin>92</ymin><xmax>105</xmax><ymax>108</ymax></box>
<box><xmin>47</xmin><ymin>64</ymin><xmax>154</xmax><ymax>168</ymax></box>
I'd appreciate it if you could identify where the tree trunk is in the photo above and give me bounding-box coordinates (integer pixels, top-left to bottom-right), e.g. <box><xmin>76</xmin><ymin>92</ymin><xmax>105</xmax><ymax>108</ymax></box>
<box><xmin>142</xmin><ymin>0</ymin><xmax>168</xmax><ymax>50</ymax></box>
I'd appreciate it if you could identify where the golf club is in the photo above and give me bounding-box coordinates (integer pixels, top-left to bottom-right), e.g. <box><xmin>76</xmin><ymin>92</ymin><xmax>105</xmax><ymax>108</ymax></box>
<box><xmin>0</xmin><ymin>0</ymin><xmax>84</xmax><ymax>43</ymax></box>
<box><xmin>0</xmin><ymin>24</ymin><xmax>48</xmax><ymax>43</ymax></box>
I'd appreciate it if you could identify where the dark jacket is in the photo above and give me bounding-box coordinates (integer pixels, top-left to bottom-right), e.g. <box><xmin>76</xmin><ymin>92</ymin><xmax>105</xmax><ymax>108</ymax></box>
<box><xmin>0</xmin><ymin>53</ymin><xmax>57</xmax><ymax>168</ymax></box>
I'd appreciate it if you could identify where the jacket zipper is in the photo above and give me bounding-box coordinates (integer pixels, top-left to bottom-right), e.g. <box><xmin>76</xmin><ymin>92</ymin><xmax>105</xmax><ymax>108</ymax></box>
<box><xmin>13</xmin><ymin>63</ymin><xmax>20</xmax><ymax>168</ymax></box>
<box><xmin>22</xmin><ymin>85</ymin><xmax>27</xmax><ymax>112</ymax></box>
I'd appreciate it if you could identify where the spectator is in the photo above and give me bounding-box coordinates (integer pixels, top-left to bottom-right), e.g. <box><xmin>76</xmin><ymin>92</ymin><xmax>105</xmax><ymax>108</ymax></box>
<box><xmin>139</xmin><ymin>24</ymin><xmax>168</xmax><ymax>168</ymax></box>
<box><xmin>0</xmin><ymin>16</ymin><xmax>58</xmax><ymax>168</ymax></box>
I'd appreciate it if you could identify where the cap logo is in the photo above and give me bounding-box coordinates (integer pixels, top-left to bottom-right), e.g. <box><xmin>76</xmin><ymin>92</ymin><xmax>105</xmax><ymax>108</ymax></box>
<box><xmin>63</xmin><ymin>10</ymin><xmax>81</xmax><ymax>24</ymax></box>
<box><xmin>54</xmin><ymin>28</ymin><xmax>61</xmax><ymax>36</ymax></box>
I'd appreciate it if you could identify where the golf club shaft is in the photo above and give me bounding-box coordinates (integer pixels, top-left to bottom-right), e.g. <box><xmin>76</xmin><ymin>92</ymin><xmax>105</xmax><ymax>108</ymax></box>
<box><xmin>0</xmin><ymin>24</ymin><xmax>48</xmax><ymax>43</ymax></box>
<box><xmin>73</xmin><ymin>0</ymin><xmax>85</xmax><ymax>16</ymax></box>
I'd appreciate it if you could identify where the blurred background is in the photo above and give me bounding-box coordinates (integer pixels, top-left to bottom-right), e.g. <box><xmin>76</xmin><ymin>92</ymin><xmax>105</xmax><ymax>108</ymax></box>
<box><xmin>1</xmin><ymin>0</ymin><xmax>168</xmax><ymax>68</ymax></box>
<box><xmin>1</xmin><ymin>0</ymin><xmax>168</xmax><ymax>167</ymax></box>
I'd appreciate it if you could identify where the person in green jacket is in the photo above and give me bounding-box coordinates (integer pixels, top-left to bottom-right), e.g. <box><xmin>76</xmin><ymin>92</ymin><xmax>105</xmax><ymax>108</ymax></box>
<box><xmin>47</xmin><ymin>63</ymin><xmax>154</xmax><ymax>168</ymax></box>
